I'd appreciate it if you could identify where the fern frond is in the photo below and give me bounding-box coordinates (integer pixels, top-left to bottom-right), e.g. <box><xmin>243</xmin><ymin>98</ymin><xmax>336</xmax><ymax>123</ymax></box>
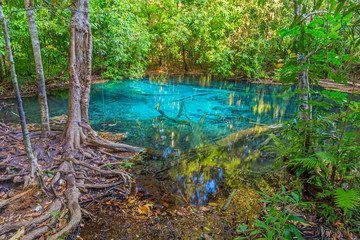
<box><xmin>315</xmin><ymin>152</ymin><xmax>338</xmax><ymax>166</ymax></box>
<box><xmin>292</xmin><ymin>157</ymin><xmax>325</xmax><ymax>170</ymax></box>
<box><xmin>333</xmin><ymin>188</ymin><xmax>360</xmax><ymax>212</ymax></box>
<box><xmin>262</xmin><ymin>134</ymin><xmax>285</xmax><ymax>154</ymax></box>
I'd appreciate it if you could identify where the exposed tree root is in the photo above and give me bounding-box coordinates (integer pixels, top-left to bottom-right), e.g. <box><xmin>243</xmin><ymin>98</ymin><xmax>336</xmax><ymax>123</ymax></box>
<box><xmin>64</xmin><ymin>157</ymin><xmax>133</xmax><ymax>183</ymax></box>
<box><xmin>0</xmin><ymin>122</ymin><xmax>142</xmax><ymax>240</ymax></box>
<box><xmin>49</xmin><ymin>162</ymin><xmax>81</xmax><ymax>240</ymax></box>
<box><xmin>0</xmin><ymin>187</ymin><xmax>34</xmax><ymax>208</ymax></box>
<box><xmin>80</xmin><ymin>122</ymin><xmax>144</xmax><ymax>153</ymax></box>
<box><xmin>0</xmin><ymin>198</ymin><xmax>62</xmax><ymax>235</ymax></box>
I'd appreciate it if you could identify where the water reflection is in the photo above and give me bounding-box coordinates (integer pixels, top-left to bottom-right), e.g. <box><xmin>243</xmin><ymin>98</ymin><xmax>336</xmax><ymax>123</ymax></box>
<box><xmin>0</xmin><ymin>75</ymin><xmax>298</xmax><ymax>205</ymax></box>
<box><xmin>0</xmin><ymin>75</ymin><xmax>297</xmax><ymax>151</ymax></box>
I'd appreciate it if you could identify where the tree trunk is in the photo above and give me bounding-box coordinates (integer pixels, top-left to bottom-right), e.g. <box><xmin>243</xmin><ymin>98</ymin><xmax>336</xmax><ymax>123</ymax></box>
<box><xmin>62</xmin><ymin>0</ymin><xmax>92</xmax><ymax>150</ymax></box>
<box><xmin>62</xmin><ymin>0</ymin><xmax>143</xmax><ymax>153</ymax></box>
<box><xmin>0</xmin><ymin>52</ymin><xmax>5</xmax><ymax>77</ymax></box>
<box><xmin>0</xmin><ymin>0</ymin><xmax>39</xmax><ymax>182</ymax></box>
<box><xmin>182</xmin><ymin>43</ymin><xmax>189</xmax><ymax>72</ymax></box>
<box><xmin>294</xmin><ymin>0</ymin><xmax>312</xmax><ymax>151</ymax></box>
<box><xmin>293</xmin><ymin>0</ymin><xmax>312</xmax><ymax>122</ymax></box>
<box><xmin>24</xmin><ymin>0</ymin><xmax>50</xmax><ymax>138</ymax></box>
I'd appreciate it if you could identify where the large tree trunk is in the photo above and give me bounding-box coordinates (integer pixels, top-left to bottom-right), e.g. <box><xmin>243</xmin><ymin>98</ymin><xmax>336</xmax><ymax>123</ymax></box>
<box><xmin>62</xmin><ymin>0</ymin><xmax>92</xmax><ymax>150</ymax></box>
<box><xmin>62</xmin><ymin>0</ymin><xmax>143</xmax><ymax>153</ymax></box>
<box><xmin>0</xmin><ymin>0</ymin><xmax>39</xmax><ymax>183</ymax></box>
<box><xmin>24</xmin><ymin>0</ymin><xmax>50</xmax><ymax>138</ymax></box>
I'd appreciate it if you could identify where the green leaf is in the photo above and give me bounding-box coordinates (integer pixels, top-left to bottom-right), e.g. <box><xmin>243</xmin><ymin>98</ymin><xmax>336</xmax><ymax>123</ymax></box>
<box><xmin>238</xmin><ymin>223</ymin><xmax>247</xmax><ymax>232</ymax></box>
<box><xmin>292</xmin><ymin>157</ymin><xmax>325</xmax><ymax>170</ymax></box>
<box><xmin>284</xmin><ymin>224</ymin><xmax>292</xmax><ymax>240</ymax></box>
<box><xmin>288</xmin><ymin>215</ymin><xmax>308</xmax><ymax>224</ymax></box>
<box><xmin>315</xmin><ymin>0</ymin><xmax>324</xmax><ymax>10</ymax></box>
<box><xmin>290</xmin><ymin>16</ymin><xmax>302</xmax><ymax>29</ymax></box>
<box><xmin>266</xmin><ymin>216</ymin><xmax>279</xmax><ymax>224</ymax></box>
<box><xmin>291</xmin><ymin>192</ymin><xmax>300</xmax><ymax>202</ymax></box>
<box><xmin>334</xmin><ymin>0</ymin><xmax>346</xmax><ymax>17</ymax></box>
<box><xmin>343</xmin><ymin>5</ymin><xmax>360</xmax><ymax>17</ymax></box>
<box><xmin>289</xmin><ymin>224</ymin><xmax>303</xmax><ymax>240</ymax></box>
<box><xmin>254</xmin><ymin>219</ymin><xmax>269</xmax><ymax>229</ymax></box>
<box><xmin>329</xmin><ymin>0</ymin><xmax>335</xmax><ymax>12</ymax></box>
<box><xmin>330</xmin><ymin>23</ymin><xmax>342</xmax><ymax>33</ymax></box>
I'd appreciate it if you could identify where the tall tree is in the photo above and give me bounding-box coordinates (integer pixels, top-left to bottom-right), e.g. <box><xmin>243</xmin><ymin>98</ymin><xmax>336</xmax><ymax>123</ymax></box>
<box><xmin>62</xmin><ymin>0</ymin><xmax>93</xmax><ymax>150</ymax></box>
<box><xmin>0</xmin><ymin>0</ymin><xmax>39</xmax><ymax>184</ymax></box>
<box><xmin>24</xmin><ymin>0</ymin><xmax>51</xmax><ymax>137</ymax></box>
<box><xmin>62</xmin><ymin>0</ymin><xmax>142</xmax><ymax>153</ymax></box>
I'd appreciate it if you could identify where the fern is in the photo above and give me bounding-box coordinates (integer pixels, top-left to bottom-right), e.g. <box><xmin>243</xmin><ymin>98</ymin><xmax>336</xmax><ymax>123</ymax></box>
<box><xmin>292</xmin><ymin>157</ymin><xmax>325</xmax><ymax>170</ymax></box>
<box><xmin>262</xmin><ymin>134</ymin><xmax>285</xmax><ymax>154</ymax></box>
<box><xmin>333</xmin><ymin>188</ymin><xmax>360</xmax><ymax>214</ymax></box>
<box><xmin>315</xmin><ymin>151</ymin><xmax>338</xmax><ymax>166</ymax></box>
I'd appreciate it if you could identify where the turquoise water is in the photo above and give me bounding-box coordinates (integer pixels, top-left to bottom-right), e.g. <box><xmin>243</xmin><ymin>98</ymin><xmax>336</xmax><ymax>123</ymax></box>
<box><xmin>0</xmin><ymin>75</ymin><xmax>297</xmax><ymax>151</ymax></box>
<box><xmin>1</xmin><ymin>75</ymin><xmax>300</xmax><ymax>205</ymax></box>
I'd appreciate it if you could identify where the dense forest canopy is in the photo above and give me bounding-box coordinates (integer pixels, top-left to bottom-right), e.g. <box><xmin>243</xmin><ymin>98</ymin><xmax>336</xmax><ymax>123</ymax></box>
<box><xmin>0</xmin><ymin>0</ymin><xmax>293</xmax><ymax>84</ymax></box>
<box><xmin>0</xmin><ymin>0</ymin><xmax>358</xmax><ymax>85</ymax></box>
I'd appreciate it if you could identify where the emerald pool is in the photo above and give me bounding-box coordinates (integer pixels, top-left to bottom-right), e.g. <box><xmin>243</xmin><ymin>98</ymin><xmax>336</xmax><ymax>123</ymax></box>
<box><xmin>1</xmin><ymin>75</ymin><xmax>300</xmax><ymax>205</ymax></box>
<box><xmin>0</xmin><ymin>75</ymin><xmax>297</xmax><ymax>152</ymax></box>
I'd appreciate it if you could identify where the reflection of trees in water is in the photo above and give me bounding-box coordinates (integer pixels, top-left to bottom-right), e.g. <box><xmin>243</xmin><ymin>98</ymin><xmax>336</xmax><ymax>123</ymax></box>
<box><xmin>168</xmin><ymin>126</ymin><xmax>279</xmax><ymax>205</ymax></box>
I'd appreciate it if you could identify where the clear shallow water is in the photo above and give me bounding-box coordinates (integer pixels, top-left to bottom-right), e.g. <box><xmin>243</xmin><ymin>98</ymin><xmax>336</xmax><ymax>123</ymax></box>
<box><xmin>1</xmin><ymin>75</ymin><xmax>299</xmax><ymax>205</ymax></box>
<box><xmin>0</xmin><ymin>75</ymin><xmax>297</xmax><ymax>151</ymax></box>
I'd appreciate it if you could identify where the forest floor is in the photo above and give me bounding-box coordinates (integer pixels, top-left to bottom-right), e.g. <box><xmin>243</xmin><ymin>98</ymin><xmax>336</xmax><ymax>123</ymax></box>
<box><xmin>79</xmin><ymin>153</ymin><xmax>354</xmax><ymax>240</ymax></box>
<box><xmin>0</xmin><ymin>120</ymin><xmax>354</xmax><ymax>239</ymax></box>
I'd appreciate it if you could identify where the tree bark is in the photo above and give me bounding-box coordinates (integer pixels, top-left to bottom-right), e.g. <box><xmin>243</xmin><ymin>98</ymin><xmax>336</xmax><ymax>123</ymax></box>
<box><xmin>62</xmin><ymin>0</ymin><xmax>92</xmax><ymax>150</ymax></box>
<box><xmin>182</xmin><ymin>43</ymin><xmax>189</xmax><ymax>72</ymax></box>
<box><xmin>62</xmin><ymin>0</ymin><xmax>143</xmax><ymax>153</ymax></box>
<box><xmin>0</xmin><ymin>0</ymin><xmax>39</xmax><ymax>182</ymax></box>
<box><xmin>0</xmin><ymin>52</ymin><xmax>5</xmax><ymax>77</ymax></box>
<box><xmin>24</xmin><ymin>0</ymin><xmax>51</xmax><ymax>138</ymax></box>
